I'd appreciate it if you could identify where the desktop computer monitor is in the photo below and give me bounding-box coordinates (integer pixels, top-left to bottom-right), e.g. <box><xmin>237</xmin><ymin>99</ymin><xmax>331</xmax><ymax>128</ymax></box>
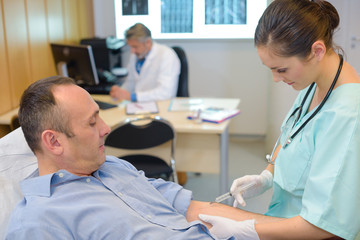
<box><xmin>50</xmin><ymin>43</ymin><xmax>99</xmax><ymax>86</ymax></box>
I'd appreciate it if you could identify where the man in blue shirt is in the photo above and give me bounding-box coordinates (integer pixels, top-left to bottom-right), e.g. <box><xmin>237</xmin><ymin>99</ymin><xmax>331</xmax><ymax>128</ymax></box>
<box><xmin>5</xmin><ymin>76</ymin><xmax>244</xmax><ymax>239</ymax></box>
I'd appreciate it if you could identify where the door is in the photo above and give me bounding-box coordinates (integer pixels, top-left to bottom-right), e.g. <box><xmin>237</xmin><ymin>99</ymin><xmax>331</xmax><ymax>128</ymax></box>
<box><xmin>346</xmin><ymin>0</ymin><xmax>360</xmax><ymax>74</ymax></box>
<box><xmin>330</xmin><ymin>0</ymin><xmax>360</xmax><ymax>74</ymax></box>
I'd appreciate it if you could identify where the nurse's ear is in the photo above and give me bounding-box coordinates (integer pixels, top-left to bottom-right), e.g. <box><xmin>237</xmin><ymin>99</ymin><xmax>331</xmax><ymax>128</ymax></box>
<box><xmin>311</xmin><ymin>40</ymin><xmax>326</xmax><ymax>61</ymax></box>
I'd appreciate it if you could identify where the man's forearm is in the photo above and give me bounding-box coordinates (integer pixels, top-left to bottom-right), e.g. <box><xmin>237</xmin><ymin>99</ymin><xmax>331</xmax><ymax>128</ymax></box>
<box><xmin>186</xmin><ymin>201</ymin><xmax>340</xmax><ymax>239</ymax></box>
<box><xmin>186</xmin><ymin>201</ymin><xmax>281</xmax><ymax>225</ymax></box>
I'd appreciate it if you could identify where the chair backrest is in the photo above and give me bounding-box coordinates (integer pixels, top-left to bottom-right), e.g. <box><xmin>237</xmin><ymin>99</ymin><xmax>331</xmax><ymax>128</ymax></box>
<box><xmin>105</xmin><ymin>116</ymin><xmax>175</xmax><ymax>150</ymax></box>
<box><xmin>0</xmin><ymin>127</ymin><xmax>38</xmax><ymax>238</ymax></box>
<box><xmin>172</xmin><ymin>46</ymin><xmax>189</xmax><ymax>97</ymax></box>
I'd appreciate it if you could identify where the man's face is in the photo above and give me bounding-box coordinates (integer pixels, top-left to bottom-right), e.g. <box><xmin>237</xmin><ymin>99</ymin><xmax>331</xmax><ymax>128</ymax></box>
<box><xmin>127</xmin><ymin>38</ymin><xmax>151</xmax><ymax>59</ymax></box>
<box><xmin>53</xmin><ymin>85</ymin><xmax>111</xmax><ymax>176</ymax></box>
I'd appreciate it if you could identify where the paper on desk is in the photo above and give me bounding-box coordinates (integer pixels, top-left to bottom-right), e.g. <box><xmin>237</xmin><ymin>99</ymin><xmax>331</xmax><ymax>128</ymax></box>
<box><xmin>126</xmin><ymin>101</ymin><xmax>159</xmax><ymax>115</ymax></box>
<box><xmin>168</xmin><ymin>98</ymin><xmax>205</xmax><ymax>111</ymax></box>
<box><xmin>188</xmin><ymin>107</ymin><xmax>241</xmax><ymax>123</ymax></box>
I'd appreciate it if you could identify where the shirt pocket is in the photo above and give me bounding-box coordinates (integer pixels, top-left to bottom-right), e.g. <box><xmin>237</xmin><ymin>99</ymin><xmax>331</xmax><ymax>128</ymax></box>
<box><xmin>274</xmin><ymin>136</ymin><xmax>312</xmax><ymax>193</ymax></box>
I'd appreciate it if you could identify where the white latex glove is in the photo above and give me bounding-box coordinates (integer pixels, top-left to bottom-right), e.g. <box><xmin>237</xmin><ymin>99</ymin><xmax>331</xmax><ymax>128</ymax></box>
<box><xmin>198</xmin><ymin>214</ymin><xmax>259</xmax><ymax>240</ymax></box>
<box><xmin>231</xmin><ymin>170</ymin><xmax>273</xmax><ymax>207</ymax></box>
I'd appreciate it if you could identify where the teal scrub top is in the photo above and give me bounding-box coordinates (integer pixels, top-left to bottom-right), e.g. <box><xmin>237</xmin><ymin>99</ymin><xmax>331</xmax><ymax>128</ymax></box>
<box><xmin>266</xmin><ymin>83</ymin><xmax>360</xmax><ymax>240</ymax></box>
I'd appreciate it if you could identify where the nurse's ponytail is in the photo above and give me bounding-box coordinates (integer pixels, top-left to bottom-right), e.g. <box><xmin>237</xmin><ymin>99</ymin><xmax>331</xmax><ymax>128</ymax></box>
<box><xmin>254</xmin><ymin>0</ymin><xmax>340</xmax><ymax>58</ymax></box>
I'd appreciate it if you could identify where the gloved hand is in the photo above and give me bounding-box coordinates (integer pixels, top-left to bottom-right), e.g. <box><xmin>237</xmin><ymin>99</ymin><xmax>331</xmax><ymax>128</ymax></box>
<box><xmin>198</xmin><ymin>214</ymin><xmax>259</xmax><ymax>240</ymax></box>
<box><xmin>231</xmin><ymin>170</ymin><xmax>273</xmax><ymax>207</ymax></box>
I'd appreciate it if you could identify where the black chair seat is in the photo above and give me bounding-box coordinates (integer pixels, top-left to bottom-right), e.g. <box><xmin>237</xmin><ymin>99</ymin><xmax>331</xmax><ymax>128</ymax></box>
<box><xmin>105</xmin><ymin>116</ymin><xmax>178</xmax><ymax>183</ymax></box>
<box><xmin>121</xmin><ymin>154</ymin><xmax>173</xmax><ymax>178</ymax></box>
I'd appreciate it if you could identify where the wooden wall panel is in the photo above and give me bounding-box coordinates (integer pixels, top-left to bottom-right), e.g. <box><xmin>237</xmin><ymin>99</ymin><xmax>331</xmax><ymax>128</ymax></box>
<box><xmin>0</xmin><ymin>0</ymin><xmax>94</xmax><ymax>137</ymax></box>
<box><xmin>2</xmin><ymin>0</ymin><xmax>32</xmax><ymax>107</ymax></box>
<box><xmin>78</xmin><ymin>0</ymin><xmax>94</xmax><ymax>39</ymax></box>
<box><xmin>0</xmin><ymin>0</ymin><xmax>93</xmax><ymax>109</ymax></box>
<box><xmin>45</xmin><ymin>0</ymin><xmax>65</xmax><ymax>43</ymax></box>
<box><xmin>63</xmin><ymin>0</ymin><xmax>80</xmax><ymax>44</ymax></box>
<box><xmin>0</xmin><ymin>0</ymin><xmax>12</xmax><ymax>114</ymax></box>
<box><xmin>26</xmin><ymin>0</ymin><xmax>56</xmax><ymax>83</ymax></box>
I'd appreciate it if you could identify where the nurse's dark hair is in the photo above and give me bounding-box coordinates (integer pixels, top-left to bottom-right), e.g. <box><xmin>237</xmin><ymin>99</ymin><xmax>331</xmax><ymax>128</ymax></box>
<box><xmin>19</xmin><ymin>76</ymin><xmax>76</xmax><ymax>153</ymax></box>
<box><xmin>254</xmin><ymin>0</ymin><xmax>340</xmax><ymax>58</ymax></box>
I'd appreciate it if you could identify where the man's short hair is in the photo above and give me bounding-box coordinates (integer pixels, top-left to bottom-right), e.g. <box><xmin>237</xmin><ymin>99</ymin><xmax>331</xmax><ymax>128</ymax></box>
<box><xmin>125</xmin><ymin>23</ymin><xmax>152</xmax><ymax>42</ymax></box>
<box><xmin>19</xmin><ymin>76</ymin><xmax>76</xmax><ymax>153</ymax></box>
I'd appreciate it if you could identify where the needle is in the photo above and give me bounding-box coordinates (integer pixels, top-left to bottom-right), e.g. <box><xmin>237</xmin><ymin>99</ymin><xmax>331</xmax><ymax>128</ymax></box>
<box><xmin>214</xmin><ymin>182</ymin><xmax>256</xmax><ymax>203</ymax></box>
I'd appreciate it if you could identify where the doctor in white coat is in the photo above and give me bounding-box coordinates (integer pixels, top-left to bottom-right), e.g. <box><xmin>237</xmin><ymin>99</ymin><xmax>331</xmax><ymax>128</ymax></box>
<box><xmin>110</xmin><ymin>23</ymin><xmax>180</xmax><ymax>102</ymax></box>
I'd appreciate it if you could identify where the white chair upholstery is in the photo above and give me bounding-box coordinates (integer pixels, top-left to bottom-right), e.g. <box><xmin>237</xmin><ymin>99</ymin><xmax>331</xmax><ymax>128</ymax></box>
<box><xmin>0</xmin><ymin>128</ymin><xmax>37</xmax><ymax>238</ymax></box>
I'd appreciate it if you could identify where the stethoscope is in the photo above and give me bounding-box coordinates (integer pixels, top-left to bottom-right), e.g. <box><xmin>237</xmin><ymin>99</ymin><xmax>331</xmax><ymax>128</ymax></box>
<box><xmin>266</xmin><ymin>54</ymin><xmax>344</xmax><ymax>165</ymax></box>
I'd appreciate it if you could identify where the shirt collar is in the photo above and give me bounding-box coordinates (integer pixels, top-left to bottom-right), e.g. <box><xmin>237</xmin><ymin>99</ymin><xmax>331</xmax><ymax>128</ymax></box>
<box><xmin>20</xmin><ymin>169</ymin><xmax>88</xmax><ymax>197</ymax></box>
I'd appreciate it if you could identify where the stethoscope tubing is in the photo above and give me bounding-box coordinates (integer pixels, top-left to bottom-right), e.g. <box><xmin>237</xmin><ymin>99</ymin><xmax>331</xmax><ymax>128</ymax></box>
<box><xmin>267</xmin><ymin>54</ymin><xmax>344</xmax><ymax>164</ymax></box>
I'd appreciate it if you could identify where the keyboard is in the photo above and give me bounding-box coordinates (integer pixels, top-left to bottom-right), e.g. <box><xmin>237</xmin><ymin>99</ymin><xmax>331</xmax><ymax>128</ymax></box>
<box><xmin>94</xmin><ymin>100</ymin><xmax>118</xmax><ymax>110</ymax></box>
<box><xmin>82</xmin><ymin>84</ymin><xmax>113</xmax><ymax>94</ymax></box>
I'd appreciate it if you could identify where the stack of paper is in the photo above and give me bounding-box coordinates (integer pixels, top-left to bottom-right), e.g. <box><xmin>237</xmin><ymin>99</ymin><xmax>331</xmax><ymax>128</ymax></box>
<box><xmin>126</xmin><ymin>101</ymin><xmax>158</xmax><ymax>115</ymax></box>
<box><xmin>188</xmin><ymin>107</ymin><xmax>241</xmax><ymax>124</ymax></box>
<box><xmin>168</xmin><ymin>98</ymin><xmax>204</xmax><ymax>111</ymax></box>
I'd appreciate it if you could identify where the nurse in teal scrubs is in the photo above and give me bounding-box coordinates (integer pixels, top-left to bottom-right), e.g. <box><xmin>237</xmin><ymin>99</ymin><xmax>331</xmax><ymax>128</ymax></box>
<box><xmin>199</xmin><ymin>0</ymin><xmax>360</xmax><ymax>239</ymax></box>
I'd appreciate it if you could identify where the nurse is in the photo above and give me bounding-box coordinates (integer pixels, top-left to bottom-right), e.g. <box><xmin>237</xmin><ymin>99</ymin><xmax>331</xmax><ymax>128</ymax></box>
<box><xmin>199</xmin><ymin>0</ymin><xmax>360</xmax><ymax>239</ymax></box>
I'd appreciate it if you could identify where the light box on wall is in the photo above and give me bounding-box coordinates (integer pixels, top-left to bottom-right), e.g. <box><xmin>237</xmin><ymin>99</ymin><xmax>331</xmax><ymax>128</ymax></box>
<box><xmin>114</xmin><ymin>0</ymin><xmax>268</xmax><ymax>39</ymax></box>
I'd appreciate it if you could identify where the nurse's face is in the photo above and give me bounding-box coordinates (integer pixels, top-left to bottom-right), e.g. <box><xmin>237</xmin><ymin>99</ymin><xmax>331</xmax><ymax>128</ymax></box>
<box><xmin>257</xmin><ymin>46</ymin><xmax>315</xmax><ymax>91</ymax></box>
<box><xmin>127</xmin><ymin>38</ymin><xmax>151</xmax><ymax>59</ymax></box>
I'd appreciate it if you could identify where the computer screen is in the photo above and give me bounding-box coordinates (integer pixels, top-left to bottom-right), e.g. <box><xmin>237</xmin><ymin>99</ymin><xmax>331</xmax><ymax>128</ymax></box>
<box><xmin>50</xmin><ymin>43</ymin><xmax>99</xmax><ymax>86</ymax></box>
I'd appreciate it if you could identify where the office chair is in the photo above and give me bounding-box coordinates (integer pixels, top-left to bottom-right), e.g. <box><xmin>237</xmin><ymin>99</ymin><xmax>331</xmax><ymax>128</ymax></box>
<box><xmin>172</xmin><ymin>46</ymin><xmax>189</xmax><ymax>97</ymax></box>
<box><xmin>105</xmin><ymin>115</ymin><xmax>178</xmax><ymax>183</ymax></box>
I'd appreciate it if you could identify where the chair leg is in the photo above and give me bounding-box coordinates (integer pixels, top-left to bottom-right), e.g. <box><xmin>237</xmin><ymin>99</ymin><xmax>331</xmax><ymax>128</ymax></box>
<box><xmin>176</xmin><ymin>171</ymin><xmax>187</xmax><ymax>185</ymax></box>
<box><xmin>170</xmin><ymin>158</ymin><xmax>179</xmax><ymax>184</ymax></box>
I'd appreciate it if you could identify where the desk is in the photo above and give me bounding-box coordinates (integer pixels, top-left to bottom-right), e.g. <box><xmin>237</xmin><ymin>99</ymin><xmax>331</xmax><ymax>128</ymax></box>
<box><xmin>93</xmin><ymin>95</ymin><xmax>240</xmax><ymax>194</ymax></box>
<box><xmin>0</xmin><ymin>96</ymin><xmax>240</xmax><ymax>194</ymax></box>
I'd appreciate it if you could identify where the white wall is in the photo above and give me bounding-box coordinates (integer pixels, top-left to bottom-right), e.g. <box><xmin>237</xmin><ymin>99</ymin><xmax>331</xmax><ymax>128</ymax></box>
<box><xmin>92</xmin><ymin>0</ymin><xmax>350</xmax><ymax>153</ymax></box>
<box><xmin>92</xmin><ymin>0</ymin><xmax>273</xmax><ymax>136</ymax></box>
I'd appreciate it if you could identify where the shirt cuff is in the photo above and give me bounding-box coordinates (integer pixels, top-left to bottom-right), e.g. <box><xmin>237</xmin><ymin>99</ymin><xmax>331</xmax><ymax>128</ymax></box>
<box><xmin>174</xmin><ymin>188</ymin><xmax>193</xmax><ymax>216</ymax></box>
<box><xmin>130</xmin><ymin>92</ymin><xmax>137</xmax><ymax>102</ymax></box>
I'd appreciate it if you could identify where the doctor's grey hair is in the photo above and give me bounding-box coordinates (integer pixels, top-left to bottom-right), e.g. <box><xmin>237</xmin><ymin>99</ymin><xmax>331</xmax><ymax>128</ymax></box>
<box><xmin>254</xmin><ymin>0</ymin><xmax>340</xmax><ymax>59</ymax></box>
<box><xmin>125</xmin><ymin>23</ymin><xmax>152</xmax><ymax>43</ymax></box>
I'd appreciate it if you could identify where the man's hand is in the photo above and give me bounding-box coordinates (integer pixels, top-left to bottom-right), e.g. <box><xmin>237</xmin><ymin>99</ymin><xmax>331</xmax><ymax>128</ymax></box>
<box><xmin>199</xmin><ymin>214</ymin><xmax>259</xmax><ymax>240</ymax></box>
<box><xmin>109</xmin><ymin>85</ymin><xmax>131</xmax><ymax>101</ymax></box>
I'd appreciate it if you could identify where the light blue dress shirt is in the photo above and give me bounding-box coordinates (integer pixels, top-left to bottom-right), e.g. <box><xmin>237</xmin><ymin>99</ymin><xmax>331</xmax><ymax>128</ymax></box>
<box><xmin>266</xmin><ymin>84</ymin><xmax>360</xmax><ymax>240</ymax></box>
<box><xmin>6</xmin><ymin>156</ymin><xmax>218</xmax><ymax>240</ymax></box>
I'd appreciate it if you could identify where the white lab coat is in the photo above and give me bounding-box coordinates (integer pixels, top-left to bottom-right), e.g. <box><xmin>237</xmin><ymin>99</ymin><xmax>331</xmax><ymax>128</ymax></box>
<box><xmin>121</xmin><ymin>42</ymin><xmax>181</xmax><ymax>102</ymax></box>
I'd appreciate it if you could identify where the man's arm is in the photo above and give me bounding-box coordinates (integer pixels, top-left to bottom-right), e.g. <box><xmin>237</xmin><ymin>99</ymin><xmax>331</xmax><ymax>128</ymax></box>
<box><xmin>186</xmin><ymin>200</ymin><xmax>281</xmax><ymax>228</ymax></box>
<box><xmin>186</xmin><ymin>201</ymin><xmax>340</xmax><ymax>239</ymax></box>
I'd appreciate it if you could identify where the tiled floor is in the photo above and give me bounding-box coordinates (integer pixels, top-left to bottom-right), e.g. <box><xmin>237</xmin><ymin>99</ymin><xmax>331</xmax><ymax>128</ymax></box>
<box><xmin>184</xmin><ymin>136</ymin><xmax>273</xmax><ymax>214</ymax></box>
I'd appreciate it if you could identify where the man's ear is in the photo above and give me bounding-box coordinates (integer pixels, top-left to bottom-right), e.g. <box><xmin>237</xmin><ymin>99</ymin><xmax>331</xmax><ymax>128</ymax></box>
<box><xmin>41</xmin><ymin>130</ymin><xmax>63</xmax><ymax>155</ymax></box>
<box><xmin>311</xmin><ymin>40</ymin><xmax>326</xmax><ymax>61</ymax></box>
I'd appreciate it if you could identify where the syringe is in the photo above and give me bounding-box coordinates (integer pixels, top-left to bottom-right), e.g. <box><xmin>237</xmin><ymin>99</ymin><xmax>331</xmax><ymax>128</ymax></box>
<box><xmin>214</xmin><ymin>182</ymin><xmax>256</xmax><ymax>203</ymax></box>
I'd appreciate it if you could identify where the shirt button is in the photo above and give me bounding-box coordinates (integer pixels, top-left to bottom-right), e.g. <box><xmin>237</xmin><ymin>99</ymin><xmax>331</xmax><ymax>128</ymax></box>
<box><xmin>147</xmin><ymin>215</ymin><xmax>152</xmax><ymax>219</ymax></box>
<box><xmin>58</xmin><ymin>173</ymin><xmax>64</xmax><ymax>178</ymax></box>
<box><xmin>86</xmin><ymin>178</ymin><xmax>91</xmax><ymax>183</ymax></box>
<box><xmin>118</xmin><ymin>192</ymin><xmax>123</xmax><ymax>197</ymax></box>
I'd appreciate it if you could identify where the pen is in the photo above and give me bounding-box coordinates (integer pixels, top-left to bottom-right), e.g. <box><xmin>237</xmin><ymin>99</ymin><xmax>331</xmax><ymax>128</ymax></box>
<box><xmin>135</xmin><ymin>103</ymin><xmax>143</xmax><ymax>109</ymax></box>
<box><xmin>214</xmin><ymin>182</ymin><xmax>256</xmax><ymax>203</ymax></box>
